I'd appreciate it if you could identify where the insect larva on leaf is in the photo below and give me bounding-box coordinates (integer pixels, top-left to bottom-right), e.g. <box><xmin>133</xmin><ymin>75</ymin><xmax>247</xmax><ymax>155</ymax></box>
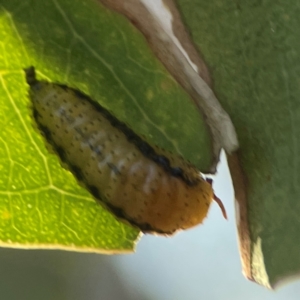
<box><xmin>25</xmin><ymin>66</ymin><xmax>227</xmax><ymax>235</ymax></box>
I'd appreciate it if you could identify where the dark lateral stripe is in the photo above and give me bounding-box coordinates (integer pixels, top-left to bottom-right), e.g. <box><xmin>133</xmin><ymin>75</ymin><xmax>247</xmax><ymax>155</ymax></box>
<box><xmin>25</xmin><ymin>65</ymin><xmax>198</xmax><ymax>186</ymax></box>
<box><xmin>35</xmin><ymin>119</ymin><xmax>171</xmax><ymax>233</ymax></box>
<box><xmin>101</xmin><ymin>196</ymin><xmax>174</xmax><ymax>235</ymax></box>
<box><xmin>66</xmin><ymin>85</ymin><xmax>198</xmax><ymax>186</ymax></box>
<box><xmin>86</xmin><ymin>182</ymin><xmax>169</xmax><ymax>233</ymax></box>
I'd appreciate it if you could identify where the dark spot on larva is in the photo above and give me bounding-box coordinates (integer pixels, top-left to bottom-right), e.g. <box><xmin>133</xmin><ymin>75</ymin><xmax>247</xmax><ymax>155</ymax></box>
<box><xmin>32</xmin><ymin>108</ymin><xmax>40</xmax><ymax>119</ymax></box>
<box><xmin>109</xmin><ymin>118</ymin><xmax>118</xmax><ymax>126</ymax></box>
<box><xmin>71</xmin><ymin>88</ymin><xmax>90</xmax><ymax>101</ymax></box>
<box><xmin>155</xmin><ymin>155</ymin><xmax>170</xmax><ymax>167</ymax></box>
<box><xmin>138</xmin><ymin>142</ymin><xmax>154</xmax><ymax>156</ymax></box>
<box><xmin>56</xmin><ymin>146</ymin><xmax>66</xmax><ymax>160</ymax></box>
<box><xmin>206</xmin><ymin>202</ymin><xmax>209</xmax><ymax>207</ymax></box>
<box><xmin>35</xmin><ymin>119</ymin><xmax>53</xmax><ymax>142</ymax></box>
<box><xmin>132</xmin><ymin>183</ymin><xmax>139</xmax><ymax>191</ymax></box>
<box><xmin>24</xmin><ymin>67</ymin><xmax>37</xmax><ymax>85</ymax></box>
<box><xmin>58</xmin><ymin>83</ymin><xmax>69</xmax><ymax>91</ymax></box>
<box><xmin>171</xmin><ymin>167</ymin><xmax>183</xmax><ymax>177</ymax></box>
<box><xmin>95</xmin><ymin>147</ymin><xmax>102</xmax><ymax>155</ymax></box>
<box><xmin>70</xmin><ymin>165</ymin><xmax>84</xmax><ymax>181</ymax></box>
<box><xmin>88</xmin><ymin>185</ymin><xmax>100</xmax><ymax>198</ymax></box>
<box><xmin>125</xmin><ymin>130</ymin><xmax>136</xmax><ymax>141</ymax></box>
<box><xmin>182</xmin><ymin>177</ymin><xmax>198</xmax><ymax>186</ymax></box>
<box><xmin>185</xmin><ymin>203</ymin><xmax>189</xmax><ymax>207</ymax></box>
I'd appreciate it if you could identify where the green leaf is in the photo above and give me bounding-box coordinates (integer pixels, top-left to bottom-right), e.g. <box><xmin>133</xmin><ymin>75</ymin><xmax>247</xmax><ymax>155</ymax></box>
<box><xmin>175</xmin><ymin>0</ymin><xmax>300</xmax><ymax>287</ymax></box>
<box><xmin>0</xmin><ymin>0</ymin><xmax>211</xmax><ymax>251</ymax></box>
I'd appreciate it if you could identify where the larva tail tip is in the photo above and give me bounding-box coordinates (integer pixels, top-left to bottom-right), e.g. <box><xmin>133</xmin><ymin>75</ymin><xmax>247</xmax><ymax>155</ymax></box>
<box><xmin>213</xmin><ymin>194</ymin><xmax>228</xmax><ymax>220</ymax></box>
<box><xmin>206</xmin><ymin>178</ymin><xmax>228</xmax><ymax>220</ymax></box>
<box><xmin>24</xmin><ymin>66</ymin><xmax>37</xmax><ymax>85</ymax></box>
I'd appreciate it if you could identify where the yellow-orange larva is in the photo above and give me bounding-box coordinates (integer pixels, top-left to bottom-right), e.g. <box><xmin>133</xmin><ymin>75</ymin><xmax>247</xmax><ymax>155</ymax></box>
<box><xmin>25</xmin><ymin>67</ymin><xmax>226</xmax><ymax>235</ymax></box>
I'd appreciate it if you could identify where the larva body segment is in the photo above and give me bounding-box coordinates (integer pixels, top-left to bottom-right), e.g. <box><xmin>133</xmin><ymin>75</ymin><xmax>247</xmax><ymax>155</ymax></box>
<box><xmin>25</xmin><ymin>67</ymin><xmax>224</xmax><ymax>235</ymax></box>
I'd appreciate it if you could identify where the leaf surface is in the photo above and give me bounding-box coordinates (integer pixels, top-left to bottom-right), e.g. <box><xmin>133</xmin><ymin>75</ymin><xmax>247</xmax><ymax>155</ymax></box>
<box><xmin>175</xmin><ymin>0</ymin><xmax>300</xmax><ymax>287</ymax></box>
<box><xmin>0</xmin><ymin>0</ymin><xmax>212</xmax><ymax>252</ymax></box>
